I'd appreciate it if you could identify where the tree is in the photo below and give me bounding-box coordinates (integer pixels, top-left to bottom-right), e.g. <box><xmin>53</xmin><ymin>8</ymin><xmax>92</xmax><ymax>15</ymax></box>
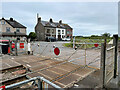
<box><xmin>101</xmin><ymin>32</ymin><xmax>111</xmax><ymax>38</ymax></box>
<box><xmin>91</xmin><ymin>35</ymin><xmax>98</xmax><ymax>37</ymax></box>
<box><xmin>28</xmin><ymin>32</ymin><xmax>37</xmax><ymax>40</ymax></box>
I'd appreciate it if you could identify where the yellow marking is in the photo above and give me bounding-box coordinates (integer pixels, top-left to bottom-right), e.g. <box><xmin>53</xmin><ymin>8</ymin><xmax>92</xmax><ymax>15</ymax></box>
<box><xmin>54</xmin><ymin>67</ymin><xmax>69</xmax><ymax>72</ymax></box>
<box><xmin>48</xmin><ymin>69</ymin><xmax>62</xmax><ymax>75</ymax></box>
<box><xmin>54</xmin><ymin>81</ymin><xmax>65</xmax><ymax>87</ymax></box>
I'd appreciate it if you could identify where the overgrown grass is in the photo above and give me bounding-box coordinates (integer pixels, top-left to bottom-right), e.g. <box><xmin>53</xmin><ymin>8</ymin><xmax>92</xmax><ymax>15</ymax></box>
<box><xmin>63</xmin><ymin>43</ymin><xmax>101</xmax><ymax>49</ymax></box>
<box><xmin>63</xmin><ymin>38</ymin><xmax>112</xmax><ymax>49</ymax></box>
<box><xmin>63</xmin><ymin>43</ymin><xmax>73</xmax><ymax>48</ymax></box>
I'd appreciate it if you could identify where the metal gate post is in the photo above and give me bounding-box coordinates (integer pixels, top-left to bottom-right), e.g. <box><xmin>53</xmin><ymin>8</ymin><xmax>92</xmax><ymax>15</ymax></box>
<box><xmin>9</xmin><ymin>39</ymin><xmax>12</xmax><ymax>54</ymax></box>
<box><xmin>113</xmin><ymin>34</ymin><xmax>118</xmax><ymax>78</ymax></box>
<box><xmin>38</xmin><ymin>78</ymin><xmax>42</xmax><ymax>90</ymax></box>
<box><xmin>85</xmin><ymin>44</ymin><xmax>87</xmax><ymax>65</ymax></box>
<box><xmin>15</xmin><ymin>39</ymin><xmax>18</xmax><ymax>56</ymax></box>
<box><xmin>100</xmin><ymin>39</ymin><xmax>106</xmax><ymax>88</ymax></box>
<box><xmin>14</xmin><ymin>32</ymin><xmax>18</xmax><ymax>56</ymax></box>
<box><xmin>73</xmin><ymin>36</ymin><xmax>75</xmax><ymax>48</ymax></box>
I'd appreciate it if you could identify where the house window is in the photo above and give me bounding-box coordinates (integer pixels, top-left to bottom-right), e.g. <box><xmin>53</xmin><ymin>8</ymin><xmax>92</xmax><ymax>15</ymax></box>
<box><xmin>67</xmin><ymin>31</ymin><xmax>69</xmax><ymax>34</ymax></box>
<box><xmin>4</xmin><ymin>21</ymin><xmax>5</xmax><ymax>24</ymax></box>
<box><xmin>1</xmin><ymin>21</ymin><xmax>5</xmax><ymax>25</ymax></box>
<box><xmin>47</xmin><ymin>29</ymin><xmax>50</xmax><ymax>33</ymax></box>
<box><xmin>52</xmin><ymin>29</ymin><xmax>54</xmax><ymax>34</ymax></box>
<box><xmin>16</xmin><ymin>28</ymin><xmax>20</xmax><ymax>32</ymax></box>
<box><xmin>58</xmin><ymin>30</ymin><xmax>60</xmax><ymax>35</ymax></box>
<box><xmin>6</xmin><ymin>27</ymin><xmax>10</xmax><ymax>32</ymax></box>
<box><xmin>62</xmin><ymin>30</ymin><xmax>64</xmax><ymax>34</ymax></box>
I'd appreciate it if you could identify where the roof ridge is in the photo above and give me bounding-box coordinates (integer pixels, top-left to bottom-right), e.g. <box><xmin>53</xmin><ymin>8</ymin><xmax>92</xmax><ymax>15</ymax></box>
<box><xmin>2</xmin><ymin>18</ymin><xmax>26</xmax><ymax>28</ymax></box>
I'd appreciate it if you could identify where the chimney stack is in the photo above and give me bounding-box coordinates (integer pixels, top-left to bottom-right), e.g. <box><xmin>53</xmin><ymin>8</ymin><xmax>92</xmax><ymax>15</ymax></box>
<box><xmin>37</xmin><ymin>13</ymin><xmax>41</xmax><ymax>22</ymax></box>
<box><xmin>38</xmin><ymin>17</ymin><xmax>41</xmax><ymax>22</ymax></box>
<box><xmin>49</xmin><ymin>18</ymin><xmax>53</xmax><ymax>23</ymax></box>
<box><xmin>2</xmin><ymin>17</ymin><xmax>4</xmax><ymax>20</ymax></box>
<box><xmin>10</xmin><ymin>18</ymin><xmax>13</xmax><ymax>21</ymax></box>
<box><xmin>59</xmin><ymin>20</ymin><xmax>62</xmax><ymax>24</ymax></box>
<box><xmin>37</xmin><ymin>13</ymin><xmax>39</xmax><ymax>19</ymax></box>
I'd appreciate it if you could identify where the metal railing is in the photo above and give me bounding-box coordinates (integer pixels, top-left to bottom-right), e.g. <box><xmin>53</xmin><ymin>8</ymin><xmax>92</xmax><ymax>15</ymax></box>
<box><xmin>5</xmin><ymin>76</ymin><xmax>64</xmax><ymax>90</ymax></box>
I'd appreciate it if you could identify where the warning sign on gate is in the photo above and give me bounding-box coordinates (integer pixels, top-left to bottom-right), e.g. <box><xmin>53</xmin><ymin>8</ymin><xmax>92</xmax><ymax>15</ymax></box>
<box><xmin>54</xmin><ymin>47</ymin><xmax>60</xmax><ymax>56</ymax></box>
<box><xmin>20</xmin><ymin>43</ymin><xmax>24</xmax><ymax>48</ymax></box>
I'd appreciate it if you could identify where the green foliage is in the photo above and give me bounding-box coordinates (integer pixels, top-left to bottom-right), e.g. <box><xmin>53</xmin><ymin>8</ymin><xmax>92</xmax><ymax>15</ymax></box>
<box><xmin>101</xmin><ymin>32</ymin><xmax>111</xmax><ymax>38</ymax></box>
<box><xmin>28</xmin><ymin>32</ymin><xmax>37</xmax><ymax>40</ymax></box>
<box><xmin>91</xmin><ymin>35</ymin><xmax>98</xmax><ymax>37</ymax></box>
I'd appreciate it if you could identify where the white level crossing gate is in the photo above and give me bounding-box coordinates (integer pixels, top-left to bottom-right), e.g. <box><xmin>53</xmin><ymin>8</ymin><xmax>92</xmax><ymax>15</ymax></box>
<box><xmin>101</xmin><ymin>35</ymin><xmax>118</xmax><ymax>88</ymax></box>
<box><xmin>105</xmin><ymin>45</ymin><xmax>115</xmax><ymax>85</ymax></box>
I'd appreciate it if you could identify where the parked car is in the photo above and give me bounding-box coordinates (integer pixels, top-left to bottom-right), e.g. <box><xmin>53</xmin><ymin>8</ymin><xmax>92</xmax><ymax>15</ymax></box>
<box><xmin>62</xmin><ymin>38</ymin><xmax>71</xmax><ymax>41</ymax></box>
<box><xmin>46</xmin><ymin>37</ymin><xmax>56</xmax><ymax>42</ymax></box>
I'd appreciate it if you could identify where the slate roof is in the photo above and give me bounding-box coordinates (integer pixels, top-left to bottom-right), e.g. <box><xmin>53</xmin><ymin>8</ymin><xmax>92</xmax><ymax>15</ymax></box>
<box><xmin>0</xmin><ymin>18</ymin><xmax>26</xmax><ymax>28</ymax></box>
<box><xmin>41</xmin><ymin>20</ymin><xmax>72</xmax><ymax>29</ymax></box>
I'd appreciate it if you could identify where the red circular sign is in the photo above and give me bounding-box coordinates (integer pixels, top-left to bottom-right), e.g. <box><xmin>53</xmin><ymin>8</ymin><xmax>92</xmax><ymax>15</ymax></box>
<box><xmin>94</xmin><ymin>43</ymin><xmax>99</xmax><ymax>47</ymax></box>
<box><xmin>54</xmin><ymin>47</ymin><xmax>60</xmax><ymax>56</ymax></box>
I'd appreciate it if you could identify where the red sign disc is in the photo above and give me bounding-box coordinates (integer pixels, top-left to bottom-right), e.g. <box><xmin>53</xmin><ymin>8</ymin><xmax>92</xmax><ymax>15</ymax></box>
<box><xmin>0</xmin><ymin>85</ymin><xmax>5</xmax><ymax>90</ymax></box>
<box><xmin>12</xmin><ymin>43</ymin><xmax>15</xmax><ymax>48</ymax></box>
<box><xmin>54</xmin><ymin>47</ymin><xmax>60</xmax><ymax>56</ymax></box>
<box><xmin>94</xmin><ymin>43</ymin><xmax>99</xmax><ymax>47</ymax></box>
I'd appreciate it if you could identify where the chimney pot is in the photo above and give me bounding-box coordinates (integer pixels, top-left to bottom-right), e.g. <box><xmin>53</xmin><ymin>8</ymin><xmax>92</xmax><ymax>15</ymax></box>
<box><xmin>59</xmin><ymin>20</ymin><xmax>62</xmax><ymax>24</ymax></box>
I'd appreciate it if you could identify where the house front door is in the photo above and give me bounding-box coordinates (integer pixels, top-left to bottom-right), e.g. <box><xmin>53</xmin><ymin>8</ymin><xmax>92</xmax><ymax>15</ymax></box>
<box><xmin>58</xmin><ymin>35</ymin><xmax>61</xmax><ymax>41</ymax></box>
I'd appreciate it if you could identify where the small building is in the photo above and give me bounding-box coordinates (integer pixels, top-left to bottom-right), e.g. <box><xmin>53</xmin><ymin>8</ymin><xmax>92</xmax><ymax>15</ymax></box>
<box><xmin>35</xmin><ymin>16</ymin><xmax>73</xmax><ymax>41</ymax></box>
<box><xmin>0</xmin><ymin>17</ymin><xmax>27</xmax><ymax>41</ymax></box>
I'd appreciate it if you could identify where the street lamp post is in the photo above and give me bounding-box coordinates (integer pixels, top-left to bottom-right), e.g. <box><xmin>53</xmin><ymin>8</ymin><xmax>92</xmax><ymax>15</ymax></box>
<box><xmin>14</xmin><ymin>31</ymin><xmax>18</xmax><ymax>56</ymax></box>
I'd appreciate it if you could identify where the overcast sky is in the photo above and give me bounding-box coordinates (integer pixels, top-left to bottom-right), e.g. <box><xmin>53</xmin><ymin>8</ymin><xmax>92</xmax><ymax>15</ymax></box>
<box><xmin>2</xmin><ymin>2</ymin><xmax>118</xmax><ymax>36</ymax></box>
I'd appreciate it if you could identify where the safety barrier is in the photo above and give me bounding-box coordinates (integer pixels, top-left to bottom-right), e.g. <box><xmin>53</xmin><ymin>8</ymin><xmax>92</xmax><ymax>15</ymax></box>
<box><xmin>31</xmin><ymin>39</ymin><xmax>103</xmax><ymax>69</ymax></box>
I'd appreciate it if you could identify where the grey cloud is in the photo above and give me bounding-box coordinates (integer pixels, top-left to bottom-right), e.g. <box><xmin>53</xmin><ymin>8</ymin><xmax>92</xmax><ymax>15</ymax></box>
<box><xmin>2</xmin><ymin>2</ymin><xmax>118</xmax><ymax>36</ymax></box>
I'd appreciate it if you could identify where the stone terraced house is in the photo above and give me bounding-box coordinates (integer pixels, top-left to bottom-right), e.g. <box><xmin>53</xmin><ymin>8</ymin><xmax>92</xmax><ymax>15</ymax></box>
<box><xmin>35</xmin><ymin>16</ymin><xmax>73</xmax><ymax>41</ymax></box>
<box><xmin>0</xmin><ymin>17</ymin><xmax>27</xmax><ymax>41</ymax></box>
